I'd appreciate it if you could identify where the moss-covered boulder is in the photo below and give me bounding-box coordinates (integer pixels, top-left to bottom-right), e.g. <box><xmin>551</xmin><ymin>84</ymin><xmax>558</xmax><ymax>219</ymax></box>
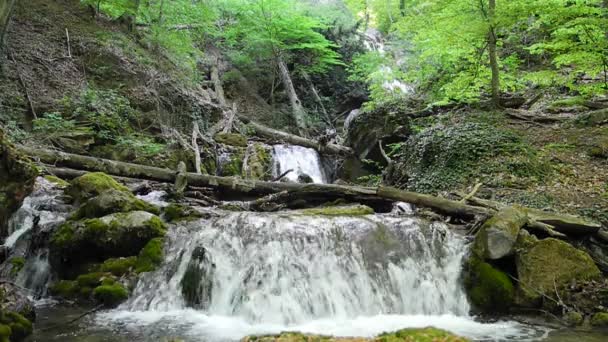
<box><xmin>181</xmin><ymin>246</ymin><xmax>214</xmax><ymax>309</ymax></box>
<box><xmin>473</xmin><ymin>207</ymin><xmax>528</xmax><ymax>260</ymax></box>
<box><xmin>463</xmin><ymin>256</ymin><xmax>514</xmax><ymax>312</ymax></box>
<box><xmin>100</xmin><ymin>256</ymin><xmax>138</xmax><ymax>276</ymax></box>
<box><xmin>0</xmin><ymin>283</ymin><xmax>35</xmax><ymax>322</ymax></box>
<box><xmin>563</xmin><ymin>311</ymin><xmax>583</xmax><ymax>326</ymax></box>
<box><xmin>0</xmin><ymin>310</ymin><xmax>32</xmax><ymax>342</ymax></box>
<box><xmin>93</xmin><ymin>283</ymin><xmax>128</xmax><ymax>306</ymax></box>
<box><xmin>298</xmin><ymin>205</ymin><xmax>374</xmax><ymax>216</ymax></box>
<box><xmin>43</xmin><ymin>175</ymin><xmax>69</xmax><ymax>188</ymax></box>
<box><xmin>51</xmin><ymin>211</ymin><xmax>166</xmax><ymax>266</ymax></box>
<box><xmin>0</xmin><ymin>129</ymin><xmax>38</xmax><ymax>237</ymax></box>
<box><xmin>135</xmin><ymin>237</ymin><xmax>164</xmax><ymax>273</ymax></box>
<box><xmin>163</xmin><ymin>204</ymin><xmax>205</xmax><ymax>222</ymax></box>
<box><xmin>214</xmin><ymin>133</ymin><xmax>248</xmax><ymax>147</ymax></box>
<box><xmin>242</xmin><ymin>327</ymin><xmax>468</xmax><ymax>342</ymax></box>
<box><xmin>219</xmin><ymin>148</ymin><xmax>246</xmax><ymax>177</ymax></box>
<box><xmin>515</xmin><ymin>238</ymin><xmax>601</xmax><ymax>307</ymax></box>
<box><xmin>66</xmin><ymin>172</ymin><xmax>129</xmax><ymax>204</ymax></box>
<box><xmin>575</xmin><ymin>108</ymin><xmax>608</xmax><ymax>127</ymax></box>
<box><xmin>242</xmin><ymin>143</ymin><xmax>272</xmax><ymax>180</ymax></box>
<box><xmin>590</xmin><ymin>312</ymin><xmax>608</xmax><ymax>327</ymax></box>
<box><xmin>72</xmin><ymin>189</ymin><xmax>160</xmax><ymax>219</ymax></box>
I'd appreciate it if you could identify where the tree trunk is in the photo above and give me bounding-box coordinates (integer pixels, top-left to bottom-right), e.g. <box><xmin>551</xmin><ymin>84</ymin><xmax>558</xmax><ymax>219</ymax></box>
<box><xmin>192</xmin><ymin>121</ymin><xmax>202</xmax><ymax>174</ymax></box>
<box><xmin>237</xmin><ymin>115</ymin><xmax>354</xmax><ymax>156</ymax></box>
<box><xmin>488</xmin><ymin>0</ymin><xmax>500</xmax><ymax>107</ymax></box>
<box><xmin>302</xmin><ymin>71</ymin><xmax>332</xmax><ymax>127</ymax></box>
<box><xmin>210</xmin><ymin>60</ymin><xmax>226</xmax><ymax>107</ymax></box>
<box><xmin>0</xmin><ymin>0</ymin><xmax>15</xmax><ymax>50</ymax></box>
<box><xmin>276</xmin><ymin>56</ymin><xmax>307</xmax><ymax>135</ymax></box>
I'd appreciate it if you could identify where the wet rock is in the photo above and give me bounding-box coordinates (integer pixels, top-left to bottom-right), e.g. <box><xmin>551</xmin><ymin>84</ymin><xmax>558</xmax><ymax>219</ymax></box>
<box><xmin>66</xmin><ymin>172</ymin><xmax>129</xmax><ymax>204</ymax></box>
<box><xmin>163</xmin><ymin>204</ymin><xmax>205</xmax><ymax>222</ymax></box>
<box><xmin>50</xmin><ymin>211</ymin><xmax>166</xmax><ymax>268</ymax></box>
<box><xmin>463</xmin><ymin>255</ymin><xmax>514</xmax><ymax>312</ymax></box>
<box><xmin>135</xmin><ymin>237</ymin><xmax>164</xmax><ymax>273</ymax></box>
<box><xmin>0</xmin><ymin>283</ymin><xmax>35</xmax><ymax>321</ymax></box>
<box><xmin>473</xmin><ymin>206</ymin><xmax>527</xmax><ymax>260</ymax></box>
<box><xmin>181</xmin><ymin>246</ymin><xmax>215</xmax><ymax>309</ymax></box>
<box><xmin>0</xmin><ymin>129</ymin><xmax>38</xmax><ymax>238</ymax></box>
<box><xmin>242</xmin><ymin>327</ymin><xmax>468</xmax><ymax>342</ymax></box>
<box><xmin>72</xmin><ymin>189</ymin><xmax>160</xmax><ymax>219</ymax></box>
<box><xmin>297</xmin><ymin>173</ymin><xmax>313</xmax><ymax>184</ymax></box>
<box><xmin>515</xmin><ymin>238</ymin><xmax>601</xmax><ymax>307</ymax></box>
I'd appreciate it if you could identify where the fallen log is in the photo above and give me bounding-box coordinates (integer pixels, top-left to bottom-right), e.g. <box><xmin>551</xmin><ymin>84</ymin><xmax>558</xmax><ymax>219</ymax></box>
<box><xmin>22</xmin><ymin>147</ymin><xmax>487</xmax><ymax>219</ymax></box>
<box><xmin>237</xmin><ymin>116</ymin><xmax>354</xmax><ymax>157</ymax></box>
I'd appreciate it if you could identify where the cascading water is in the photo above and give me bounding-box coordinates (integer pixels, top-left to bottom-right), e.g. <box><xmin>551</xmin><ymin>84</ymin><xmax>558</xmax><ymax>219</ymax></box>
<box><xmin>0</xmin><ymin>177</ymin><xmax>71</xmax><ymax>297</ymax></box>
<box><xmin>96</xmin><ymin>211</ymin><xmax>543</xmax><ymax>341</ymax></box>
<box><xmin>272</xmin><ymin>145</ymin><xmax>327</xmax><ymax>183</ymax></box>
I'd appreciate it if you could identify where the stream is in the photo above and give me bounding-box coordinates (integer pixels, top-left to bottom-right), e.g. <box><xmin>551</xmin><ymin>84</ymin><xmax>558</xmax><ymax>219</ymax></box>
<box><xmin>0</xmin><ymin>145</ymin><xmax>604</xmax><ymax>341</ymax></box>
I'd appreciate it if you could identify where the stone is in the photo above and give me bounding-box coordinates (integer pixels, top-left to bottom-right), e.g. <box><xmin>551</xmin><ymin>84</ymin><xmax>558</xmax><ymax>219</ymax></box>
<box><xmin>463</xmin><ymin>255</ymin><xmax>514</xmax><ymax>312</ymax></box>
<box><xmin>242</xmin><ymin>328</ymin><xmax>468</xmax><ymax>342</ymax></box>
<box><xmin>72</xmin><ymin>189</ymin><xmax>160</xmax><ymax>219</ymax></box>
<box><xmin>135</xmin><ymin>237</ymin><xmax>164</xmax><ymax>273</ymax></box>
<box><xmin>590</xmin><ymin>312</ymin><xmax>608</xmax><ymax>327</ymax></box>
<box><xmin>563</xmin><ymin>311</ymin><xmax>583</xmax><ymax>326</ymax></box>
<box><xmin>214</xmin><ymin>133</ymin><xmax>248</xmax><ymax>147</ymax></box>
<box><xmin>66</xmin><ymin>172</ymin><xmax>129</xmax><ymax>204</ymax></box>
<box><xmin>163</xmin><ymin>203</ymin><xmax>205</xmax><ymax>222</ymax></box>
<box><xmin>181</xmin><ymin>246</ymin><xmax>214</xmax><ymax>309</ymax></box>
<box><xmin>92</xmin><ymin>283</ymin><xmax>128</xmax><ymax>307</ymax></box>
<box><xmin>474</xmin><ymin>207</ymin><xmax>528</xmax><ymax>260</ymax></box>
<box><xmin>0</xmin><ymin>283</ymin><xmax>35</xmax><ymax>321</ymax></box>
<box><xmin>515</xmin><ymin>238</ymin><xmax>601</xmax><ymax>307</ymax></box>
<box><xmin>50</xmin><ymin>211</ymin><xmax>166</xmax><ymax>269</ymax></box>
<box><xmin>575</xmin><ymin>108</ymin><xmax>608</xmax><ymax>127</ymax></box>
<box><xmin>297</xmin><ymin>173</ymin><xmax>314</xmax><ymax>184</ymax></box>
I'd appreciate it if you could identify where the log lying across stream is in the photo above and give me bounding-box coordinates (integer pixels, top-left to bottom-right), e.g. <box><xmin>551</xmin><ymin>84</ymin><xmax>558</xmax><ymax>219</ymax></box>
<box><xmin>238</xmin><ymin>116</ymin><xmax>354</xmax><ymax>156</ymax></box>
<box><xmin>20</xmin><ymin>146</ymin><xmax>602</xmax><ymax>235</ymax></box>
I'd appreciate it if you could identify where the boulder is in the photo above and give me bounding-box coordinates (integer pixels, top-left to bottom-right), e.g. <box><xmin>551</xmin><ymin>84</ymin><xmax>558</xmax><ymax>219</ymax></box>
<box><xmin>0</xmin><ymin>310</ymin><xmax>32</xmax><ymax>342</ymax></box>
<box><xmin>474</xmin><ymin>207</ymin><xmax>528</xmax><ymax>260</ymax></box>
<box><xmin>516</xmin><ymin>238</ymin><xmax>601</xmax><ymax>306</ymax></box>
<box><xmin>214</xmin><ymin>133</ymin><xmax>248</xmax><ymax>147</ymax></box>
<box><xmin>163</xmin><ymin>203</ymin><xmax>205</xmax><ymax>222</ymax></box>
<box><xmin>525</xmin><ymin>208</ymin><xmax>601</xmax><ymax>235</ymax></box>
<box><xmin>51</xmin><ymin>211</ymin><xmax>166</xmax><ymax>266</ymax></box>
<box><xmin>242</xmin><ymin>328</ymin><xmax>468</xmax><ymax>342</ymax></box>
<box><xmin>181</xmin><ymin>246</ymin><xmax>214</xmax><ymax>309</ymax></box>
<box><xmin>72</xmin><ymin>189</ymin><xmax>160</xmax><ymax>219</ymax></box>
<box><xmin>590</xmin><ymin>312</ymin><xmax>608</xmax><ymax>327</ymax></box>
<box><xmin>575</xmin><ymin>108</ymin><xmax>608</xmax><ymax>127</ymax></box>
<box><xmin>297</xmin><ymin>173</ymin><xmax>314</xmax><ymax>184</ymax></box>
<box><xmin>66</xmin><ymin>172</ymin><xmax>129</xmax><ymax>204</ymax></box>
<box><xmin>0</xmin><ymin>129</ymin><xmax>38</xmax><ymax>237</ymax></box>
<box><xmin>0</xmin><ymin>283</ymin><xmax>35</xmax><ymax>321</ymax></box>
<box><xmin>463</xmin><ymin>255</ymin><xmax>514</xmax><ymax>312</ymax></box>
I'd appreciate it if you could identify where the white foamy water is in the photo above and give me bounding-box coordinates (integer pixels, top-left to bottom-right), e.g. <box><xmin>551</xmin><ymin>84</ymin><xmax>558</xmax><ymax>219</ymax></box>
<box><xmin>95</xmin><ymin>211</ymin><xmax>549</xmax><ymax>341</ymax></box>
<box><xmin>272</xmin><ymin>145</ymin><xmax>326</xmax><ymax>183</ymax></box>
<box><xmin>136</xmin><ymin>190</ymin><xmax>169</xmax><ymax>207</ymax></box>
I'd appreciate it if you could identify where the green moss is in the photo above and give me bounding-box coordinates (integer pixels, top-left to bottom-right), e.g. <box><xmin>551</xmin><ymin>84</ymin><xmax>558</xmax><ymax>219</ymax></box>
<box><xmin>67</xmin><ymin>172</ymin><xmax>129</xmax><ymax>203</ymax></box>
<box><xmin>76</xmin><ymin>272</ymin><xmax>112</xmax><ymax>288</ymax></box>
<box><xmin>590</xmin><ymin>312</ymin><xmax>608</xmax><ymax>327</ymax></box>
<box><xmin>163</xmin><ymin>204</ymin><xmax>204</xmax><ymax>222</ymax></box>
<box><xmin>72</xmin><ymin>189</ymin><xmax>160</xmax><ymax>219</ymax></box>
<box><xmin>44</xmin><ymin>175</ymin><xmax>69</xmax><ymax>187</ymax></box>
<box><xmin>0</xmin><ymin>324</ymin><xmax>10</xmax><ymax>342</ymax></box>
<box><xmin>243</xmin><ymin>143</ymin><xmax>272</xmax><ymax>180</ymax></box>
<box><xmin>93</xmin><ymin>284</ymin><xmax>128</xmax><ymax>306</ymax></box>
<box><xmin>0</xmin><ymin>312</ymin><xmax>33</xmax><ymax>341</ymax></box>
<box><xmin>563</xmin><ymin>311</ymin><xmax>583</xmax><ymax>326</ymax></box>
<box><xmin>377</xmin><ymin>327</ymin><xmax>468</xmax><ymax>342</ymax></box>
<box><xmin>548</xmin><ymin>97</ymin><xmax>586</xmax><ymax>109</ymax></box>
<box><xmin>9</xmin><ymin>257</ymin><xmax>25</xmax><ymax>276</ymax></box>
<box><xmin>135</xmin><ymin>237</ymin><xmax>164</xmax><ymax>273</ymax></box>
<box><xmin>299</xmin><ymin>205</ymin><xmax>374</xmax><ymax>216</ymax></box>
<box><xmin>464</xmin><ymin>256</ymin><xmax>514</xmax><ymax>312</ymax></box>
<box><xmin>214</xmin><ymin>133</ymin><xmax>248</xmax><ymax>147</ymax></box>
<box><xmin>516</xmin><ymin>238</ymin><xmax>601</xmax><ymax>307</ymax></box>
<box><xmin>101</xmin><ymin>256</ymin><xmax>137</xmax><ymax>276</ymax></box>
<box><xmin>220</xmin><ymin>148</ymin><xmax>246</xmax><ymax>176</ymax></box>
<box><xmin>49</xmin><ymin>280</ymin><xmax>78</xmax><ymax>298</ymax></box>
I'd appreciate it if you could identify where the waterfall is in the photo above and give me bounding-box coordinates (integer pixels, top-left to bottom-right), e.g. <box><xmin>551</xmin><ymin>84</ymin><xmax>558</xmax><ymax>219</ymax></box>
<box><xmin>272</xmin><ymin>145</ymin><xmax>327</xmax><ymax>183</ymax></box>
<box><xmin>1</xmin><ymin>177</ymin><xmax>71</xmax><ymax>297</ymax></box>
<box><xmin>96</xmin><ymin>211</ymin><xmax>542</xmax><ymax>341</ymax></box>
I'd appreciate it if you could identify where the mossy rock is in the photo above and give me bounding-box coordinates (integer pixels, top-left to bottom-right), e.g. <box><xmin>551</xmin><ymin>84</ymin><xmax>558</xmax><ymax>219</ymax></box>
<box><xmin>72</xmin><ymin>189</ymin><xmax>160</xmax><ymax>219</ymax></box>
<box><xmin>43</xmin><ymin>175</ymin><xmax>69</xmax><ymax>187</ymax></box>
<box><xmin>219</xmin><ymin>148</ymin><xmax>246</xmax><ymax>177</ymax></box>
<box><xmin>50</xmin><ymin>211</ymin><xmax>166</xmax><ymax>269</ymax></box>
<box><xmin>9</xmin><ymin>257</ymin><xmax>25</xmax><ymax>276</ymax></box>
<box><xmin>243</xmin><ymin>328</ymin><xmax>467</xmax><ymax>342</ymax></box>
<box><xmin>298</xmin><ymin>205</ymin><xmax>374</xmax><ymax>216</ymax></box>
<box><xmin>590</xmin><ymin>312</ymin><xmax>608</xmax><ymax>327</ymax></box>
<box><xmin>575</xmin><ymin>108</ymin><xmax>608</xmax><ymax>127</ymax></box>
<box><xmin>181</xmin><ymin>246</ymin><xmax>214</xmax><ymax>309</ymax></box>
<box><xmin>463</xmin><ymin>255</ymin><xmax>514</xmax><ymax>312</ymax></box>
<box><xmin>214</xmin><ymin>133</ymin><xmax>248</xmax><ymax>147</ymax></box>
<box><xmin>76</xmin><ymin>272</ymin><xmax>113</xmax><ymax>288</ymax></box>
<box><xmin>473</xmin><ymin>206</ymin><xmax>528</xmax><ymax>260</ymax></box>
<box><xmin>515</xmin><ymin>238</ymin><xmax>601</xmax><ymax>307</ymax></box>
<box><xmin>135</xmin><ymin>237</ymin><xmax>164</xmax><ymax>273</ymax></box>
<box><xmin>0</xmin><ymin>324</ymin><xmax>10</xmax><ymax>342</ymax></box>
<box><xmin>66</xmin><ymin>172</ymin><xmax>129</xmax><ymax>203</ymax></box>
<box><xmin>49</xmin><ymin>280</ymin><xmax>79</xmax><ymax>298</ymax></box>
<box><xmin>0</xmin><ymin>311</ymin><xmax>32</xmax><ymax>342</ymax></box>
<box><xmin>93</xmin><ymin>283</ymin><xmax>128</xmax><ymax>306</ymax></box>
<box><xmin>101</xmin><ymin>256</ymin><xmax>138</xmax><ymax>276</ymax></box>
<box><xmin>163</xmin><ymin>204</ymin><xmax>204</xmax><ymax>222</ymax></box>
<box><xmin>242</xmin><ymin>143</ymin><xmax>272</xmax><ymax>180</ymax></box>
<box><xmin>563</xmin><ymin>311</ymin><xmax>583</xmax><ymax>326</ymax></box>
<box><xmin>0</xmin><ymin>129</ymin><xmax>38</xmax><ymax>237</ymax></box>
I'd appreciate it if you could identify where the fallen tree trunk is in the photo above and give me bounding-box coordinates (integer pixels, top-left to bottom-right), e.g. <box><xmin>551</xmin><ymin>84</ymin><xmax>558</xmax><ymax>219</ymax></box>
<box><xmin>237</xmin><ymin>116</ymin><xmax>354</xmax><ymax>157</ymax></box>
<box><xmin>23</xmin><ymin>147</ymin><xmax>485</xmax><ymax>219</ymax></box>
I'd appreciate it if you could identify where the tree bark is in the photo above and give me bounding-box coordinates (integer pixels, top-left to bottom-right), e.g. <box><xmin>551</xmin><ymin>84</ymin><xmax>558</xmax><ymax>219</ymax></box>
<box><xmin>0</xmin><ymin>0</ymin><xmax>15</xmax><ymax>50</ymax></box>
<box><xmin>210</xmin><ymin>60</ymin><xmax>226</xmax><ymax>107</ymax></box>
<box><xmin>276</xmin><ymin>56</ymin><xmax>307</xmax><ymax>135</ymax></box>
<box><xmin>488</xmin><ymin>0</ymin><xmax>500</xmax><ymax>107</ymax></box>
<box><xmin>237</xmin><ymin>115</ymin><xmax>354</xmax><ymax>156</ymax></box>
